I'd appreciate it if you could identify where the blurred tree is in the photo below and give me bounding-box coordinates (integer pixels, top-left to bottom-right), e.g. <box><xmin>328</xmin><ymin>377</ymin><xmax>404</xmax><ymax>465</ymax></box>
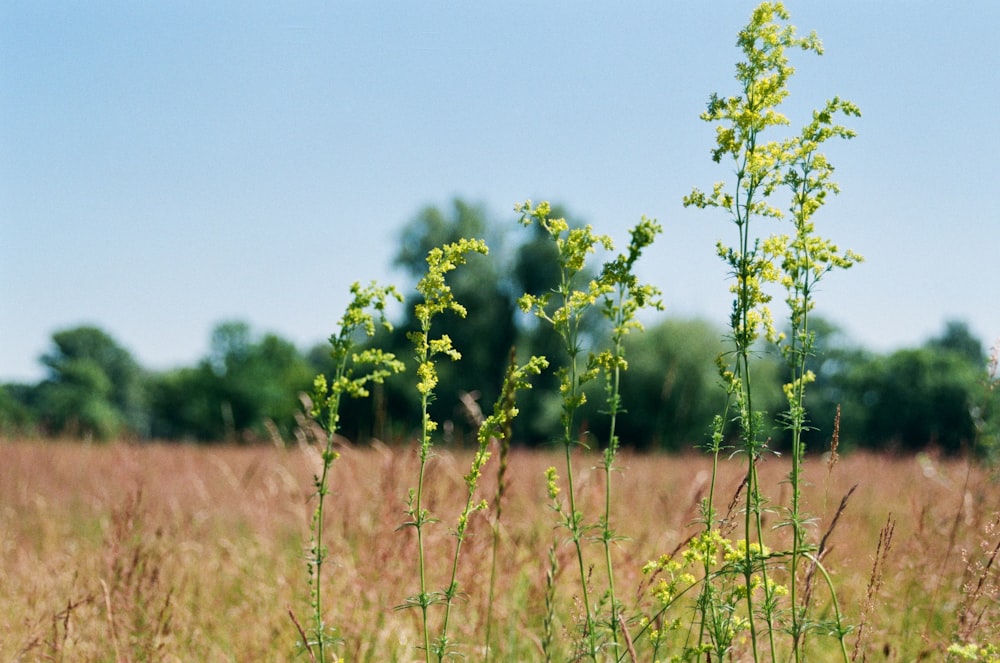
<box><xmin>0</xmin><ymin>384</ymin><xmax>38</xmax><ymax>436</ymax></box>
<box><xmin>148</xmin><ymin>366</ymin><xmax>217</xmax><ymax>441</ymax></box>
<box><xmin>772</xmin><ymin>316</ymin><xmax>871</xmax><ymax>453</ymax></box>
<box><xmin>33</xmin><ymin>325</ymin><xmax>148</xmax><ymax>439</ymax></box>
<box><xmin>847</xmin><ymin>346</ymin><xmax>981</xmax><ymax>453</ymax></box>
<box><xmin>975</xmin><ymin>342</ymin><xmax>1000</xmax><ymax>461</ymax></box>
<box><xmin>827</xmin><ymin>321</ymin><xmax>997</xmax><ymax>454</ymax></box>
<box><xmin>149</xmin><ymin>322</ymin><xmax>312</xmax><ymax>442</ymax></box>
<box><xmin>928</xmin><ymin>319</ymin><xmax>985</xmax><ymax>366</ymax></box>
<box><xmin>615</xmin><ymin>318</ymin><xmax>726</xmax><ymax>450</ymax></box>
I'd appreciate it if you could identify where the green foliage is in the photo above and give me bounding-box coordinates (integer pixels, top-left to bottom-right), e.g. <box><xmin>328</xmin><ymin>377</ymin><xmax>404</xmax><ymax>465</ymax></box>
<box><xmin>150</xmin><ymin>321</ymin><xmax>314</xmax><ymax>442</ymax></box>
<box><xmin>618</xmin><ymin>318</ymin><xmax>727</xmax><ymax>450</ymax></box>
<box><xmin>977</xmin><ymin>343</ymin><xmax>1000</xmax><ymax>461</ymax></box>
<box><xmin>850</xmin><ymin>346</ymin><xmax>983</xmax><ymax>453</ymax></box>
<box><xmin>34</xmin><ymin>325</ymin><xmax>147</xmax><ymax>439</ymax></box>
<box><xmin>931</xmin><ymin>320</ymin><xmax>987</xmax><ymax>366</ymax></box>
<box><xmin>770</xmin><ymin>316</ymin><xmax>865</xmax><ymax>450</ymax></box>
<box><xmin>0</xmin><ymin>384</ymin><xmax>37</xmax><ymax>435</ymax></box>
<box><xmin>394</xmin><ymin>199</ymin><xmax>501</xmax><ymax>279</ymax></box>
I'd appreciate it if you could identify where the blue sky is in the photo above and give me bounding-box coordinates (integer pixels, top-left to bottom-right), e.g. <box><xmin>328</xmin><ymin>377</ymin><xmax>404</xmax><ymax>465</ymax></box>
<box><xmin>2</xmin><ymin>2</ymin><xmax>998</xmax><ymax>382</ymax></box>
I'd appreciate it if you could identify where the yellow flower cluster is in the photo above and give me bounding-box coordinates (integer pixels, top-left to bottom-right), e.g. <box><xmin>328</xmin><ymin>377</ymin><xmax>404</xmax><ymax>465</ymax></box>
<box><xmin>948</xmin><ymin>642</ymin><xmax>1000</xmax><ymax>662</ymax></box>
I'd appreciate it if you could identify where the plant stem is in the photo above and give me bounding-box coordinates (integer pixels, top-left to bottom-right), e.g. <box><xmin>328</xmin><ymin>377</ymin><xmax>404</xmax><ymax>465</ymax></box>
<box><xmin>416</xmin><ymin>396</ymin><xmax>433</xmax><ymax>662</ymax></box>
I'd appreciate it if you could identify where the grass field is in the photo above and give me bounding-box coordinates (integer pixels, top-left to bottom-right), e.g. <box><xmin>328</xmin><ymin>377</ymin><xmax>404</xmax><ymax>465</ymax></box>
<box><xmin>2</xmin><ymin>438</ymin><xmax>998</xmax><ymax>661</ymax></box>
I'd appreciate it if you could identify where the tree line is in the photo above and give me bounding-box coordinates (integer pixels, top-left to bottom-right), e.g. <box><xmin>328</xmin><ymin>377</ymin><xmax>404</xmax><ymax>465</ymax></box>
<box><xmin>2</xmin><ymin>199</ymin><xmax>997</xmax><ymax>457</ymax></box>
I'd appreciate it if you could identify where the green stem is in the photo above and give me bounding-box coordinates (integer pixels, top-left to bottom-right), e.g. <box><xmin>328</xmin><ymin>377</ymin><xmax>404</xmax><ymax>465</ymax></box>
<box><xmin>601</xmin><ymin>289</ymin><xmax>626</xmax><ymax>655</ymax></box>
<box><xmin>736</xmin><ymin>164</ymin><xmax>763</xmax><ymax>663</ymax></box>
<box><xmin>557</xmin><ymin>271</ymin><xmax>598</xmax><ymax>660</ymax></box>
<box><xmin>804</xmin><ymin>553</ymin><xmax>851</xmax><ymax>663</ymax></box>
<box><xmin>788</xmin><ymin>166</ymin><xmax>817</xmax><ymax>659</ymax></box>
<box><xmin>416</xmin><ymin>396</ymin><xmax>433</xmax><ymax>663</ymax></box>
<box><xmin>788</xmin><ymin>294</ymin><xmax>808</xmax><ymax>661</ymax></box>
<box><xmin>311</xmin><ymin>359</ymin><xmax>347</xmax><ymax>663</ymax></box>
<box><xmin>312</xmin><ymin>424</ymin><xmax>334</xmax><ymax>661</ymax></box>
<box><xmin>485</xmin><ymin>520</ymin><xmax>500</xmax><ymax>662</ymax></box>
<box><xmin>564</xmin><ymin>429</ymin><xmax>596</xmax><ymax>658</ymax></box>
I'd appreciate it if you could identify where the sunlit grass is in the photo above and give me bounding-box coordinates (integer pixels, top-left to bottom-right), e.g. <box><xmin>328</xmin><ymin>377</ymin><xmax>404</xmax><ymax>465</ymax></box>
<box><xmin>1</xmin><ymin>439</ymin><xmax>997</xmax><ymax>661</ymax></box>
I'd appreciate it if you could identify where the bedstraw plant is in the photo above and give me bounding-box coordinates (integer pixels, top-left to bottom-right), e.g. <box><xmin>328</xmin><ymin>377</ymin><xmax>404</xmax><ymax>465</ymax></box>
<box><xmin>517</xmin><ymin>201</ymin><xmax>613</xmax><ymax>660</ymax></box>
<box><xmin>395</xmin><ymin>238</ymin><xmax>488</xmax><ymax>662</ymax></box>
<box><xmin>518</xmin><ymin>202</ymin><xmax>662</xmax><ymax>660</ymax></box>
<box><xmin>593</xmin><ymin>215</ymin><xmax>663</xmax><ymax>653</ymax></box>
<box><xmin>682</xmin><ymin>2</ymin><xmax>861</xmax><ymax>661</ymax></box>
<box><xmin>445</xmin><ymin>350</ymin><xmax>547</xmax><ymax>660</ymax></box>
<box><xmin>300</xmin><ymin>281</ymin><xmax>405</xmax><ymax>663</ymax></box>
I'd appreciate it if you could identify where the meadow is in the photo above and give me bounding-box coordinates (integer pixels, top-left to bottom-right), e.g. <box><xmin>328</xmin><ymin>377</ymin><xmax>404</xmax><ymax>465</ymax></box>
<box><xmin>2</xmin><ymin>438</ymin><xmax>998</xmax><ymax>661</ymax></box>
<box><xmin>5</xmin><ymin>6</ymin><xmax>997</xmax><ymax>662</ymax></box>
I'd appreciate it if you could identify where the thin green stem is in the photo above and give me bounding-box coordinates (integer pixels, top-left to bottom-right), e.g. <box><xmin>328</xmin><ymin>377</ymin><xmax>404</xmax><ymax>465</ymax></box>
<box><xmin>311</xmin><ymin>398</ymin><xmax>341</xmax><ymax>662</ymax></box>
<box><xmin>416</xmin><ymin>392</ymin><xmax>433</xmax><ymax>663</ymax></box>
<box><xmin>600</xmin><ymin>285</ymin><xmax>626</xmax><ymax>655</ymax></box>
<box><xmin>306</xmin><ymin>281</ymin><xmax>404</xmax><ymax>662</ymax></box>
<box><xmin>788</xmin><ymin>275</ymin><xmax>810</xmax><ymax>662</ymax></box>
<box><xmin>804</xmin><ymin>553</ymin><xmax>851</xmax><ymax>663</ymax></box>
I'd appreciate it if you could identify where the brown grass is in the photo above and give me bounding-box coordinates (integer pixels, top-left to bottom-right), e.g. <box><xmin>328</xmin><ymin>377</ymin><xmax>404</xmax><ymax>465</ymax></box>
<box><xmin>1</xmin><ymin>439</ymin><xmax>997</xmax><ymax>661</ymax></box>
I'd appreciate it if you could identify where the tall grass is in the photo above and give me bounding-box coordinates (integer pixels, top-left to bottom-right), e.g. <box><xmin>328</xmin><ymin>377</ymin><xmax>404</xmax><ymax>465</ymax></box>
<box><xmin>3</xmin><ymin>441</ymin><xmax>1000</xmax><ymax>661</ymax></box>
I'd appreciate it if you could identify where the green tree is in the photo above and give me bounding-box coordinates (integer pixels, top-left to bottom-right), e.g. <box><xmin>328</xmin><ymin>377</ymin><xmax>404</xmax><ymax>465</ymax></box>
<box><xmin>849</xmin><ymin>346</ymin><xmax>981</xmax><ymax>453</ymax></box>
<box><xmin>150</xmin><ymin>321</ymin><xmax>312</xmax><ymax>442</ymax></box>
<box><xmin>771</xmin><ymin>316</ymin><xmax>869</xmax><ymax>452</ymax></box>
<box><xmin>212</xmin><ymin>323</ymin><xmax>313</xmax><ymax>440</ymax></box>
<box><xmin>0</xmin><ymin>383</ymin><xmax>38</xmax><ymax>436</ymax></box>
<box><xmin>616</xmin><ymin>318</ymin><xmax>727</xmax><ymax>450</ymax></box>
<box><xmin>928</xmin><ymin>319</ymin><xmax>985</xmax><ymax>366</ymax></box>
<box><xmin>148</xmin><ymin>366</ymin><xmax>218</xmax><ymax>441</ymax></box>
<box><xmin>34</xmin><ymin>325</ymin><xmax>147</xmax><ymax>439</ymax></box>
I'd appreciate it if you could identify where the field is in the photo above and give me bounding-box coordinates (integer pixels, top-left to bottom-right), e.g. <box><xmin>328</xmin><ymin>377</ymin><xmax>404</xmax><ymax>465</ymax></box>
<box><xmin>2</xmin><ymin>438</ymin><xmax>998</xmax><ymax>662</ymax></box>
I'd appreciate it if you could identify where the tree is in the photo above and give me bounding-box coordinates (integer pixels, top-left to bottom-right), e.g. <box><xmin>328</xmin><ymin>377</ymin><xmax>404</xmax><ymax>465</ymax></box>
<box><xmin>615</xmin><ymin>318</ymin><xmax>727</xmax><ymax>450</ymax></box>
<box><xmin>848</xmin><ymin>347</ymin><xmax>981</xmax><ymax>453</ymax></box>
<box><xmin>34</xmin><ymin>325</ymin><xmax>147</xmax><ymax>439</ymax></box>
<box><xmin>149</xmin><ymin>321</ymin><xmax>312</xmax><ymax>442</ymax></box>
<box><xmin>0</xmin><ymin>383</ymin><xmax>38</xmax><ymax>436</ymax></box>
<box><xmin>770</xmin><ymin>316</ymin><xmax>870</xmax><ymax>452</ymax></box>
<box><xmin>148</xmin><ymin>366</ymin><xmax>219</xmax><ymax>441</ymax></box>
<box><xmin>826</xmin><ymin>321</ymin><xmax>996</xmax><ymax>454</ymax></box>
<box><xmin>928</xmin><ymin>319</ymin><xmax>985</xmax><ymax>366</ymax></box>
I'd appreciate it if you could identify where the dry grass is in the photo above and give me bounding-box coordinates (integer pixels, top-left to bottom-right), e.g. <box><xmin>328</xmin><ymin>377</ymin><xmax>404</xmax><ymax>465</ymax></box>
<box><xmin>1</xmin><ymin>438</ymin><xmax>997</xmax><ymax>661</ymax></box>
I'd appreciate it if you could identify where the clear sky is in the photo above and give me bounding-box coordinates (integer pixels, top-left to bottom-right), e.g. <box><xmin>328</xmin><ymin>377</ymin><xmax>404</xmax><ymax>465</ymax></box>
<box><xmin>2</xmin><ymin>2</ymin><xmax>998</xmax><ymax>383</ymax></box>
